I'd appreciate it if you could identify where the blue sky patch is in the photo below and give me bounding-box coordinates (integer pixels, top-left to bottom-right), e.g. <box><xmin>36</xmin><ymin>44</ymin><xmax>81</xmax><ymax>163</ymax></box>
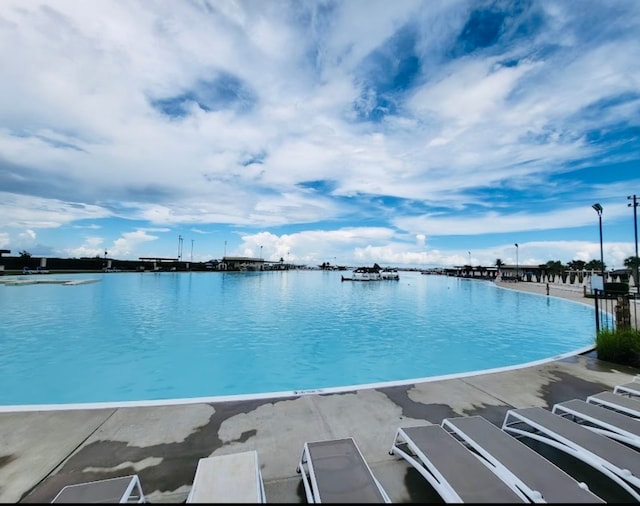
<box><xmin>151</xmin><ymin>73</ymin><xmax>257</xmax><ymax>118</ymax></box>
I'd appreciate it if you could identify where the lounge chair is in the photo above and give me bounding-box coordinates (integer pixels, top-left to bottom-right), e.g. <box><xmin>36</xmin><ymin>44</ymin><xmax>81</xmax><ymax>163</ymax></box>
<box><xmin>587</xmin><ymin>390</ymin><xmax>640</xmax><ymax>418</ymax></box>
<box><xmin>186</xmin><ymin>450</ymin><xmax>266</xmax><ymax>503</ymax></box>
<box><xmin>553</xmin><ymin>398</ymin><xmax>640</xmax><ymax>449</ymax></box>
<box><xmin>296</xmin><ymin>437</ymin><xmax>391</xmax><ymax>503</ymax></box>
<box><xmin>51</xmin><ymin>474</ymin><xmax>145</xmax><ymax>503</ymax></box>
<box><xmin>389</xmin><ymin>424</ymin><xmax>528</xmax><ymax>503</ymax></box>
<box><xmin>441</xmin><ymin>415</ymin><xmax>603</xmax><ymax>503</ymax></box>
<box><xmin>502</xmin><ymin>406</ymin><xmax>640</xmax><ymax>501</ymax></box>
<box><xmin>613</xmin><ymin>381</ymin><xmax>640</xmax><ymax>397</ymax></box>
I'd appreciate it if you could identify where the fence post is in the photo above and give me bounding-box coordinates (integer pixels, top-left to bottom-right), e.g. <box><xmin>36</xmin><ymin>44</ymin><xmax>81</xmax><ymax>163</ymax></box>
<box><xmin>594</xmin><ymin>289</ymin><xmax>600</xmax><ymax>333</ymax></box>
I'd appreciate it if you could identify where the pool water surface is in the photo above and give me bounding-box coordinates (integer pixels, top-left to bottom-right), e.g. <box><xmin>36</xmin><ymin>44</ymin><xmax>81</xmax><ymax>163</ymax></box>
<box><xmin>0</xmin><ymin>271</ymin><xmax>596</xmax><ymax>407</ymax></box>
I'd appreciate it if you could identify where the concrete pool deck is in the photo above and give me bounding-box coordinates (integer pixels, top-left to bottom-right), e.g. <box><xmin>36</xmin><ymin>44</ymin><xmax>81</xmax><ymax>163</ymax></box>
<box><xmin>2</xmin><ymin>280</ymin><xmax>639</xmax><ymax>503</ymax></box>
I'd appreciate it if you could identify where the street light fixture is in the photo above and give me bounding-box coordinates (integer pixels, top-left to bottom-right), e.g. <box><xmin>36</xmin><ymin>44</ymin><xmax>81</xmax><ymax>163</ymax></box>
<box><xmin>592</xmin><ymin>203</ymin><xmax>605</xmax><ymax>282</ymax></box>
<box><xmin>629</xmin><ymin>195</ymin><xmax>639</xmax><ymax>294</ymax></box>
<box><xmin>514</xmin><ymin>243</ymin><xmax>519</xmax><ymax>281</ymax></box>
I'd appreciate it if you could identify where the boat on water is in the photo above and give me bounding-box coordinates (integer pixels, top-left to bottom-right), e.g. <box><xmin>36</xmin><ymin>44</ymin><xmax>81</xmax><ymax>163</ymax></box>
<box><xmin>342</xmin><ymin>266</ymin><xmax>381</xmax><ymax>281</ymax></box>
<box><xmin>341</xmin><ymin>265</ymin><xmax>399</xmax><ymax>281</ymax></box>
<box><xmin>380</xmin><ymin>268</ymin><xmax>399</xmax><ymax>280</ymax></box>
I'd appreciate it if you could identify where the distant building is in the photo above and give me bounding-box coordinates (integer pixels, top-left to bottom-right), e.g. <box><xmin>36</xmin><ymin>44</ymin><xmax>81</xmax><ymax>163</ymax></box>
<box><xmin>219</xmin><ymin>256</ymin><xmax>265</xmax><ymax>271</ymax></box>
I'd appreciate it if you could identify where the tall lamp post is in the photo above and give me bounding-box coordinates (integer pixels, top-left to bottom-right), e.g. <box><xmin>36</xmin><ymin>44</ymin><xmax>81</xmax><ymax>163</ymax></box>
<box><xmin>629</xmin><ymin>195</ymin><xmax>639</xmax><ymax>294</ymax></box>
<box><xmin>592</xmin><ymin>203</ymin><xmax>604</xmax><ymax>282</ymax></box>
<box><xmin>514</xmin><ymin>243</ymin><xmax>519</xmax><ymax>281</ymax></box>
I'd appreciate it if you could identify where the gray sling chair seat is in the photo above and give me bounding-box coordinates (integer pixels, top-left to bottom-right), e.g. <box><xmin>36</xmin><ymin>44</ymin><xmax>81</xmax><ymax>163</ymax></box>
<box><xmin>613</xmin><ymin>376</ymin><xmax>640</xmax><ymax>397</ymax></box>
<box><xmin>553</xmin><ymin>398</ymin><xmax>640</xmax><ymax>450</ymax></box>
<box><xmin>296</xmin><ymin>437</ymin><xmax>391</xmax><ymax>503</ymax></box>
<box><xmin>51</xmin><ymin>474</ymin><xmax>145</xmax><ymax>503</ymax></box>
<box><xmin>587</xmin><ymin>390</ymin><xmax>640</xmax><ymax>418</ymax></box>
<box><xmin>502</xmin><ymin>406</ymin><xmax>640</xmax><ymax>502</ymax></box>
<box><xmin>389</xmin><ymin>424</ymin><xmax>529</xmax><ymax>503</ymax></box>
<box><xmin>441</xmin><ymin>415</ymin><xmax>604</xmax><ymax>503</ymax></box>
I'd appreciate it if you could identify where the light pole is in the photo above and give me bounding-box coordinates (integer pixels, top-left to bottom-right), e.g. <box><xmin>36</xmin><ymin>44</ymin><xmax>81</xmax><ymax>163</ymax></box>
<box><xmin>514</xmin><ymin>243</ymin><xmax>519</xmax><ymax>281</ymax></box>
<box><xmin>191</xmin><ymin>239</ymin><xmax>194</xmax><ymax>263</ymax></box>
<box><xmin>592</xmin><ymin>203</ymin><xmax>604</xmax><ymax>281</ymax></box>
<box><xmin>629</xmin><ymin>195</ymin><xmax>639</xmax><ymax>294</ymax></box>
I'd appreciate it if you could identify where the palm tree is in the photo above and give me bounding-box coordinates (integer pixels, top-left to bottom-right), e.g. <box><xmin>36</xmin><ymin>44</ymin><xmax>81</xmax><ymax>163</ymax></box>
<box><xmin>624</xmin><ymin>256</ymin><xmax>640</xmax><ymax>289</ymax></box>
<box><xmin>585</xmin><ymin>259</ymin><xmax>606</xmax><ymax>272</ymax></box>
<box><xmin>566</xmin><ymin>259</ymin><xmax>586</xmax><ymax>271</ymax></box>
<box><xmin>623</xmin><ymin>256</ymin><xmax>640</xmax><ymax>271</ymax></box>
<box><xmin>566</xmin><ymin>260</ymin><xmax>586</xmax><ymax>283</ymax></box>
<box><xmin>542</xmin><ymin>260</ymin><xmax>565</xmax><ymax>282</ymax></box>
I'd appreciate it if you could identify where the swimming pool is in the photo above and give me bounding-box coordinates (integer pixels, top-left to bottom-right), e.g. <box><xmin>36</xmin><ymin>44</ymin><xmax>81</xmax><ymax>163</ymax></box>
<box><xmin>0</xmin><ymin>271</ymin><xmax>596</xmax><ymax>407</ymax></box>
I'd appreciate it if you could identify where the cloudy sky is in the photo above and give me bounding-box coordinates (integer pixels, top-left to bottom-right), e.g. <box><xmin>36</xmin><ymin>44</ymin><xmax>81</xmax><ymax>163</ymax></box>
<box><xmin>1</xmin><ymin>0</ymin><xmax>639</xmax><ymax>269</ymax></box>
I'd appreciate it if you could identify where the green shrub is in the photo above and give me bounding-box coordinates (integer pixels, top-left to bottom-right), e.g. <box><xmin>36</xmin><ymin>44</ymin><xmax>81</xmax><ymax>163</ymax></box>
<box><xmin>596</xmin><ymin>328</ymin><xmax>640</xmax><ymax>367</ymax></box>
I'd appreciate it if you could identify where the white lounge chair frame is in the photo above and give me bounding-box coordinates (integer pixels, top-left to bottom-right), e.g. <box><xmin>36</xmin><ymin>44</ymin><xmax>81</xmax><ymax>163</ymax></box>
<box><xmin>296</xmin><ymin>437</ymin><xmax>391</xmax><ymax>503</ymax></box>
<box><xmin>502</xmin><ymin>407</ymin><xmax>640</xmax><ymax>501</ymax></box>
<box><xmin>613</xmin><ymin>376</ymin><xmax>640</xmax><ymax>397</ymax></box>
<box><xmin>553</xmin><ymin>398</ymin><xmax>640</xmax><ymax>449</ymax></box>
<box><xmin>587</xmin><ymin>391</ymin><xmax>640</xmax><ymax>418</ymax></box>
<box><xmin>186</xmin><ymin>450</ymin><xmax>266</xmax><ymax>503</ymax></box>
<box><xmin>389</xmin><ymin>424</ymin><xmax>528</xmax><ymax>503</ymax></box>
<box><xmin>441</xmin><ymin>415</ymin><xmax>603</xmax><ymax>503</ymax></box>
<box><xmin>51</xmin><ymin>474</ymin><xmax>145</xmax><ymax>503</ymax></box>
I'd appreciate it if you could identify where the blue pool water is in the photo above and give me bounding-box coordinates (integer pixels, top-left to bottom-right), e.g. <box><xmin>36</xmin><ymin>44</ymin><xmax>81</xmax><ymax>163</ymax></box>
<box><xmin>0</xmin><ymin>271</ymin><xmax>596</xmax><ymax>406</ymax></box>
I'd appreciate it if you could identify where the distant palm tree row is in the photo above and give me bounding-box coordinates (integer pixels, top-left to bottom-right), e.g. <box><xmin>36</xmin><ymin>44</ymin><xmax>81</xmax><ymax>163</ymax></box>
<box><xmin>493</xmin><ymin>256</ymin><xmax>640</xmax><ymax>274</ymax></box>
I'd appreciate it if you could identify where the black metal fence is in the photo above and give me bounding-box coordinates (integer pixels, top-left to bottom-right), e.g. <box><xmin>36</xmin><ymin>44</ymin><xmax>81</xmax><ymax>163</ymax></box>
<box><xmin>593</xmin><ymin>290</ymin><xmax>639</xmax><ymax>332</ymax></box>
